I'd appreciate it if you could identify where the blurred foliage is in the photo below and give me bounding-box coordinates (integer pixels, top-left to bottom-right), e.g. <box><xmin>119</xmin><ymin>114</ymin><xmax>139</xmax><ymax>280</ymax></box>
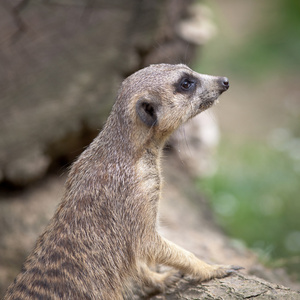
<box><xmin>198</xmin><ymin>0</ymin><xmax>300</xmax><ymax>80</ymax></box>
<box><xmin>197</xmin><ymin>137</ymin><xmax>300</xmax><ymax>280</ymax></box>
<box><xmin>229</xmin><ymin>0</ymin><xmax>300</xmax><ymax>76</ymax></box>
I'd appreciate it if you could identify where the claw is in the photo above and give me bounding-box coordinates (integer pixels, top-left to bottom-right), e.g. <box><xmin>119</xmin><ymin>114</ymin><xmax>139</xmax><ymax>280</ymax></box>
<box><xmin>230</xmin><ymin>265</ymin><xmax>244</xmax><ymax>271</ymax></box>
<box><xmin>226</xmin><ymin>265</ymin><xmax>244</xmax><ymax>275</ymax></box>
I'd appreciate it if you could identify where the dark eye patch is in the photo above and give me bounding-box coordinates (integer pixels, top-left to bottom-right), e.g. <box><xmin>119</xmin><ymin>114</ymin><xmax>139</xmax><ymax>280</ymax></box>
<box><xmin>180</xmin><ymin>78</ymin><xmax>195</xmax><ymax>91</ymax></box>
<box><xmin>174</xmin><ymin>73</ymin><xmax>198</xmax><ymax>94</ymax></box>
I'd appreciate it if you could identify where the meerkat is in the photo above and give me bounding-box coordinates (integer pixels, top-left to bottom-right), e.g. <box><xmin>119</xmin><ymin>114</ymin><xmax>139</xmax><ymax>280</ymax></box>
<box><xmin>5</xmin><ymin>64</ymin><xmax>241</xmax><ymax>300</ymax></box>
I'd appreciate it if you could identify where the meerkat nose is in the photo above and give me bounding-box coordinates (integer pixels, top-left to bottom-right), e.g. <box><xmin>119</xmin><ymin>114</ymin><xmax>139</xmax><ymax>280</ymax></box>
<box><xmin>219</xmin><ymin>77</ymin><xmax>229</xmax><ymax>91</ymax></box>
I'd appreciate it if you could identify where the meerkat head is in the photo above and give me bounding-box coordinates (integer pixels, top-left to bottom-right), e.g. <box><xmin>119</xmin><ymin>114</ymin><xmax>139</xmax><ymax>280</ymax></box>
<box><xmin>116</xmin><ymin>64</ymin><xmax>229</xmax><ymax>143</ymax></box>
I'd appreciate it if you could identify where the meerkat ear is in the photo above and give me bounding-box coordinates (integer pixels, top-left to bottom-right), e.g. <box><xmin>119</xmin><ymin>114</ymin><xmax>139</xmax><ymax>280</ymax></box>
<box><xmin>136</xmin><ymin>98</ymin><xmax>159</xmax><ymax>127</ymax></box>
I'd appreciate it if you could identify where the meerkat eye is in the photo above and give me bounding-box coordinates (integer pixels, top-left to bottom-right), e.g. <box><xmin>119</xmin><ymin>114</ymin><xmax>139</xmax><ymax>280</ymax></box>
<box><xmin>179</xmin><ymin>78</ymin><xmax>196</xmax><ymax>92</ymax></box>
<box><xmin>173</xmin><ymin>73</ymin><xmax>198</xmax><ymax>94</ymax></box>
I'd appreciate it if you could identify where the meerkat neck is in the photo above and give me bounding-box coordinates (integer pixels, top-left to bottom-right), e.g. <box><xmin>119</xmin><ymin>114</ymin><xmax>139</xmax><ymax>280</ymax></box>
<box><xmin>100</xmin><ymin>110</ymin><xmax>165</xmax><ymax>162</ymax></box>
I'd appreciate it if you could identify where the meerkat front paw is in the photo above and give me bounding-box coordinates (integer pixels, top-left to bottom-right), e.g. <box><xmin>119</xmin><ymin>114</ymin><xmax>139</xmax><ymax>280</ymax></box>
<box><xmin>195</xmin><ymin>264</ymin><xmax>244</xmax><ymax>282</ymax></box>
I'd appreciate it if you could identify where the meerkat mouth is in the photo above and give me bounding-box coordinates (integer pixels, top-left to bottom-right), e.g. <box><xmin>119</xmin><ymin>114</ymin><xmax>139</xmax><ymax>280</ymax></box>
<box><xmin>199</xmin><ymin>99</ymin><xmax>215</xmax><ymax>110</ymax></box>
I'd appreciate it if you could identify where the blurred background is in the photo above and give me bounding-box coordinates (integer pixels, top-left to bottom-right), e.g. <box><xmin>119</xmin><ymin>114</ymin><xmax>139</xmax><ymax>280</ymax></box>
<box><xmin>195</xmin><ymin>0</ymin><xmax>300</xmax><ymax>281</ymax></box>
<box><xmin>0</xmin><ymin>0</ymin><xmax>299</xmax><ymax>296</ymax></box>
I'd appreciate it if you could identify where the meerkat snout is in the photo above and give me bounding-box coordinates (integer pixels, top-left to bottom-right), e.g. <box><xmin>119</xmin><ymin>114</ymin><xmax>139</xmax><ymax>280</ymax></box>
<box><xmin>218</xmin><ymin>76</ymin><xmax>229</xmax><ymax>91</ymax></box>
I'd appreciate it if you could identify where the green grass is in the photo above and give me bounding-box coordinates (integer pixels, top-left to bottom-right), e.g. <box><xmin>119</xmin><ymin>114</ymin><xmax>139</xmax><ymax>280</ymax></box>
<box><xmin>197</xmin><ymin>137</ymin><xmax>300</xmax><ymax>279</ymax></box>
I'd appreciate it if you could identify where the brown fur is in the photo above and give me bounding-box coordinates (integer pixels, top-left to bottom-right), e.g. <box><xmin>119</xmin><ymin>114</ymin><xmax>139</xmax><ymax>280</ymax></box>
<box><xmin>5</xmin><ymin>64</ymin><xmax>237</xmax><ymax>300</ymax></box>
